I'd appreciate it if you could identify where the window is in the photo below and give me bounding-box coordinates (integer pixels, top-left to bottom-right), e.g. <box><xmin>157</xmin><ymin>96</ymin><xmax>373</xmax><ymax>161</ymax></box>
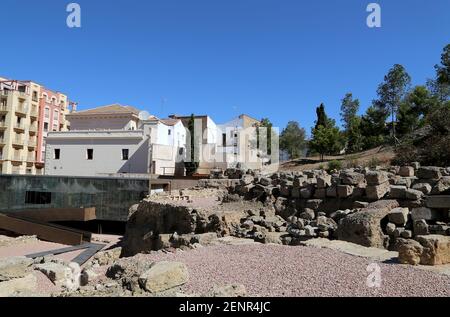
<box><xmin>222</xmin><ymin>133</ymin><xmax>226</xmax><ymax>147</ymax></box>
<box><xmin>87</xmin><ymin>149</ymin><xmax>93</xmax><ymax>160</ymax></box>
<box><xmin>44</xmin><ymin>108</ymin><xmax>50</xmax><ymax>118</ymax></box>
<box><xmin>168</xmin><ymin>129</ymin><xmax>171</xmax><ymax>136</ymax></box>
<box><xmin>122</xmin><ymin>149</ymin><xmax>129</xmax><ymax>160</ymax></box>
<box><xmin>54</xmin><ymin>149</ymin><xmax>60</xmax><ymax>160</ymax></box>
<box><xmin>32</xmin><ymin>91</ymin><xmax>38</xmax><ymax>102</ymax></box>
<box><xmin>25</xmin><ymin>191</ymin><xmax>52</xmax><ymax>204</ymax></box>
<box><xmin>43</xmin><ymin>122</ymin><xmax>49</xmax><ymax>132</ymax></box>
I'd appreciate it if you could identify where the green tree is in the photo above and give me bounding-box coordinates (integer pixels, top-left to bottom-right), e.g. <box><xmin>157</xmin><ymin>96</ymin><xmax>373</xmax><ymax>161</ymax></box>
<box><xmin>346</xmin><ymin>116</ymin><xmax>363</xmax><ymax>153</ymax></box>
<box><xmin>360</xmin><ymin>104</ymin><xmax>388</xmax><ymax>150</ymax></box>
<box><xmin>397</xmin><ymin>85</ymin><xmax>439</xmax><ymax>136</ymax></box>
<box><xmin>433</xmin><ymin>44</ymin><xmax>450</xmax><ymax>101</ymax></box>
<box><xmin>340</xmin><ymin>93</ymin><xmax>362</xmax><ymax>153</ymax></box>
<box><xmin>184</xmin><ymin>114</ymin><xmax>199</xmax><ymax>176</ymax></box>
<box><xmin>376</xmin><ymin>64</ymin><xmax>411</xmax><ymax>143</ymax></box>
<box><xmin>310</xmin><ymin>104</ymin><xmax>344</xmax><ymax>161</ymax></box>
<box><xmin>315</xmin><ymin>103</ymin><xmax>328</xmax><ymax>129</ymax></box>
<box><xmin>340</xmin><ymin>93</ymin><xmax>360</xmax><ymax>131</ymax></box>
<box><xmin>280</xmin><ymin>121</ymin><xmax>307</xmax><ymax>159</ymax></box>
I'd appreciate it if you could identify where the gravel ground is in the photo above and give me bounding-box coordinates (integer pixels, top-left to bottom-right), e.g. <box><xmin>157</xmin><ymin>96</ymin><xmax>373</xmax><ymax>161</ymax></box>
<box><xmin>130</xmin><ymin>244</ymin><xmax>450</xmax><ymax>297</ymax></box>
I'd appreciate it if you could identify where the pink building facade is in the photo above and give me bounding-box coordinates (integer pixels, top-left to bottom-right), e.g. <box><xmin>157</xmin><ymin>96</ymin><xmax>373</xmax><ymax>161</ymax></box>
<box><xmin>36</xmin><ymin>88</ymin><xmax>71</xmax><ymax>167</ymax></box>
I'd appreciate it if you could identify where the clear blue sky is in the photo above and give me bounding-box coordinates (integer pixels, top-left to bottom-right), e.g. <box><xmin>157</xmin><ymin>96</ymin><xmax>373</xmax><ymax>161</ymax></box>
<box><xmin>1</xmin><ymin>0</ymin><xmax>448</xmax><ymax>134</ymax></box>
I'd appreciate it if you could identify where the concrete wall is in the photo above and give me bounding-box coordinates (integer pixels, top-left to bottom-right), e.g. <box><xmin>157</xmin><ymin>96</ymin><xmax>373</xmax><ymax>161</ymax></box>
<box><xmin>0</xmin><ymin>174</ymin><xmax>157</xmax><ymax>221</ymax></box>
<box><xmin>44</xmin><ymin>130</ymin><xmax>148</xmax><ymax>177</ymax></box>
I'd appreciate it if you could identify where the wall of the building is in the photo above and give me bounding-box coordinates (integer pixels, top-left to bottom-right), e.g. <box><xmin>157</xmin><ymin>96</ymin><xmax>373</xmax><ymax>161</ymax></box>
<box><xmin>44</xmin><ymin>131</ymin><xmax>148</xmax><ymax>177</ymax></box>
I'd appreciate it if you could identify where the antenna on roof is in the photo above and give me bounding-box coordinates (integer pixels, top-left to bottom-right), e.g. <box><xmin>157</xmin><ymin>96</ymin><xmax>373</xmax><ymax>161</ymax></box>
<box><xmin>138</xmin><ymin>111</ymin><xmax>150</xmax><ymax>121</ymax></box>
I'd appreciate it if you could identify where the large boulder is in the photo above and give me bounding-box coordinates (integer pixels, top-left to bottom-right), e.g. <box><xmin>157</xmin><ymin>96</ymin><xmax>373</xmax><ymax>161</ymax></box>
<box><xmin>415</xmin><ymin>235</ymin><xmax>450</xmax><ymax>265</ymax></box>
<box><xmin>426</xmin><ymin>195</ymin><xmax>450</xmax><ymax>209</ymax></box>
<box><xmin>0</xmin><ymin>257</ymin><xmax>33</xmax><ymax>282</ymax></box>
<box><xmin>34</xmin><ymin>262</ymin><xmax>75</xmax><ymax>289</ymax></box>
<box><xmin>417</xmin><ymin>167</ymin><xmax>442</xmax><ymax>180</ymax></box>
<box><xmin>388</xmin><ymin>207</ymin><xmax>409</xmax><ymax>226</ymax></box>
<box><xmin>397</xmin><ymin>239</ymin><xmax>424</xmax><ymax>265</ymax></box>
<box><xmin>411</xmin><ymin>207</ymin><xmax>440</xmax><ymax>221</ymax></box>
<box><xmin>365</xmin><ymin>181</ymin><xmax>390</xmax><ymax>200</ymax></box>
<box><xmin>0</xmin><ymin>274</ymin><xmax>37</xmax><ymax>297</ymax></box>
<box><xmin>138</xmin><ymin>261</ymin><xmax>189</xmax><ymax>293</ymax></box>
<box><xmin>337</xmin><ymin>200</ymin><xmax>399</xmax><ymax>248</ymax></box>
<box><xmin>340</xmin><ymin>171</ymin><xmax>365</xmax><ymax>186</ymax></box>
<box><xmin>365</xmin><ymin>171</ymin><xmax>389</xmax><ymax>185</ymax></box>
<box><xmin>398</xmin><ymin>235</ymin><xmax>450</xmax><ymax>265</ymax></box>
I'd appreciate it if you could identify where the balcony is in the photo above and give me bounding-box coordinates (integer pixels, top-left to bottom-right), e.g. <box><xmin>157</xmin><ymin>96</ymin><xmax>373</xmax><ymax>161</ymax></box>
<box><xmin>30</xmin><ymin>106</ymin><xmax>39</xmax><ymax>118</ymax></box>
<box><xmin>28</xmin><ymin>139</ymin><xmax>37</xmax><ymax>148</ymax></box>
<box><xmin>0</xmin><ymin>104</ymin><xmax>8</xmax><ymax>114</ymax></box>
<box><xmin>27</xmin><ymin>153</ymin><xmax>35</xmax><ymax>162</ymax></box>
<box><xmin>16</xmin><ymin>91</ymin><xmax>28</xmax><ymax>100</ymax></box>
<box><xmin>0</xmin><ymin>122</ymin><xmax>7</xmax><ymax>130</ymax></box>
<box><xmin>12</xmin><ymin>154</ymin><xmax>23</xmax><ymax>162</ymax></box>
<box><xmin>12</xmin><ymin>137</ymin><xmax>24</xmax><ymax>147</ymax></box>
<box><xmin>14</xmin><ymin>123</ymin><xmax>25</xmax><ymax>133</ymax></box>
<box><xmin>0</xmin><ymin>90</ymin><xmax>11</xmax><ymax>97</ymax></box>
<box><xmin>29</xmin><ymin>123</ymin><xmax>38</xmax><ymax>134</ymax></box>
<box><xmin>0</xmin><ymin>138</ymin><xmax>5</xmax><ymax>146</ymax></box>
<box><xmin>15</xmin><ymin>104</ymin><xmax>28</xmax><ymax>116</ymax></box>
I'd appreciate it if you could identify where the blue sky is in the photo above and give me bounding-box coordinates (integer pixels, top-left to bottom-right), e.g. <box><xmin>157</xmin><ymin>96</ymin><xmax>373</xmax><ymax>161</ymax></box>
<box><xmin>1</xmin><ymin>0</ymin><xmax>448</xmax><ymax>134</ymax></box>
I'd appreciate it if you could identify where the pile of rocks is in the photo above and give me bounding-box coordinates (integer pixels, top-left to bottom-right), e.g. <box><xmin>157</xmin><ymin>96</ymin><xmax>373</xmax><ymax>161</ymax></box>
<box><xmin>121</xmin><ymin>164</ymin><xmax>450</xmax><ymax>266</ymax></box>
<box><xmin>224</xmin><ymin>164</ymin><xmax>450</xmax><ymax>264</ymax></box>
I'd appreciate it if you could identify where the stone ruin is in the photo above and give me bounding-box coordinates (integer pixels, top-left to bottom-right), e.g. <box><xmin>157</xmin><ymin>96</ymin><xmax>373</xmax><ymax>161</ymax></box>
<box><xmin>121</xmin><ymin>164</ymin><xmax>450</xmax><ymax>266</ymax></box>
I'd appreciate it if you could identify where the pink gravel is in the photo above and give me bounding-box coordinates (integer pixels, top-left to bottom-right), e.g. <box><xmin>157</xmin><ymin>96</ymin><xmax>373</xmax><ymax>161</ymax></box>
<box><xmin>130</xmin><ymin>244</ymin><xmax>450</xmax><ymax>297</ymax></box>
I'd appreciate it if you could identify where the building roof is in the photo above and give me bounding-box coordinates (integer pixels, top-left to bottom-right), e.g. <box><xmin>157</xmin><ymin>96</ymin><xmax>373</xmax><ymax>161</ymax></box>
<box><xmin>160</xmin><ymin>118</ymin><xmax>181</xmax><ymax>126</ymax></box>
<box><xmin>238</xmin><ymin>114</ymin><xmax>260</xmax><ymax>123</ymax></box>
<box><xmin>67</xmin><ymin>104</ymin><xmax>140</xmax><ymax>116</ymax></box>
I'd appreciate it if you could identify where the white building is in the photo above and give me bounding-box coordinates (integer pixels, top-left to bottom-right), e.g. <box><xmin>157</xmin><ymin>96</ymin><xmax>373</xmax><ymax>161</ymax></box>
<box><xmin>169</xmin><ymin>114</ymin><xmax>265</xmax><ymax>174</ymax></box>
<box><xmin>44</xmin><ymin>105</ymin><xmax>186</xmax><ymax>177</ymax></box>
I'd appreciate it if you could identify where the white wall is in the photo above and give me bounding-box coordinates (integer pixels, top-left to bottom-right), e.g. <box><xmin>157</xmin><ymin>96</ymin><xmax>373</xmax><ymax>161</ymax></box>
<box><xmin>44</xmin><ymin>131</ymin><xmax>148</xmax><ymax>177</ymax></box>
<box><xmin>45</xmin><ymin>120</ymin><xmax>187</xmax><ymax>177</ymax></box>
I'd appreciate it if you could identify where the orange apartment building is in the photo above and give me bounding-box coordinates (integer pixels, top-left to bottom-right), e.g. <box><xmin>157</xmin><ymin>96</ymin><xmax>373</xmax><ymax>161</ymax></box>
<box><xmin>0</xmin><ymin>76</ymin><xmax>74</xmax><ymax>174</ymax></box>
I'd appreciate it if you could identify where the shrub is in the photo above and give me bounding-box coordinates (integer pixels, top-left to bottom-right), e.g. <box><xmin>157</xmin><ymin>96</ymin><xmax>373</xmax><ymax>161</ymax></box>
<box><xmin>368</xmin><ymin>157</ymin><xmax>380</xmax><ymax>168</ymax></box>
<box><xmin>327</xmin><ymin>160</ymin><xmax>342</xmax><ymax>171</ymax></box>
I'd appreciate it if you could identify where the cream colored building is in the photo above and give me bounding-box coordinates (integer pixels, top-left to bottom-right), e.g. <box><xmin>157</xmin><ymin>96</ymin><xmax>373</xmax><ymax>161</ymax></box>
<box><xmin>44</xmin><ymin>105</ymin><xmax>187</xmax><ymax>177</ymax></box>
<box><xmin>0</xmin><ymin>77</ymin><xmax>71</xmax><ymax>174</ymax></box>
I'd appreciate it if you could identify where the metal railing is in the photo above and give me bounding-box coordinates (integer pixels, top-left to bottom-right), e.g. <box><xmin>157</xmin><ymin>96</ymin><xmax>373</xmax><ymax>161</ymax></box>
<box><xmin>0</xmin><ymin>122</ymin><xmax>7</xmax><ymax>128</ymax></box>
<box><xmin>0</xmin><ymin>105</ymin><xmax>8</xmax><ymax>112</ymax></box>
